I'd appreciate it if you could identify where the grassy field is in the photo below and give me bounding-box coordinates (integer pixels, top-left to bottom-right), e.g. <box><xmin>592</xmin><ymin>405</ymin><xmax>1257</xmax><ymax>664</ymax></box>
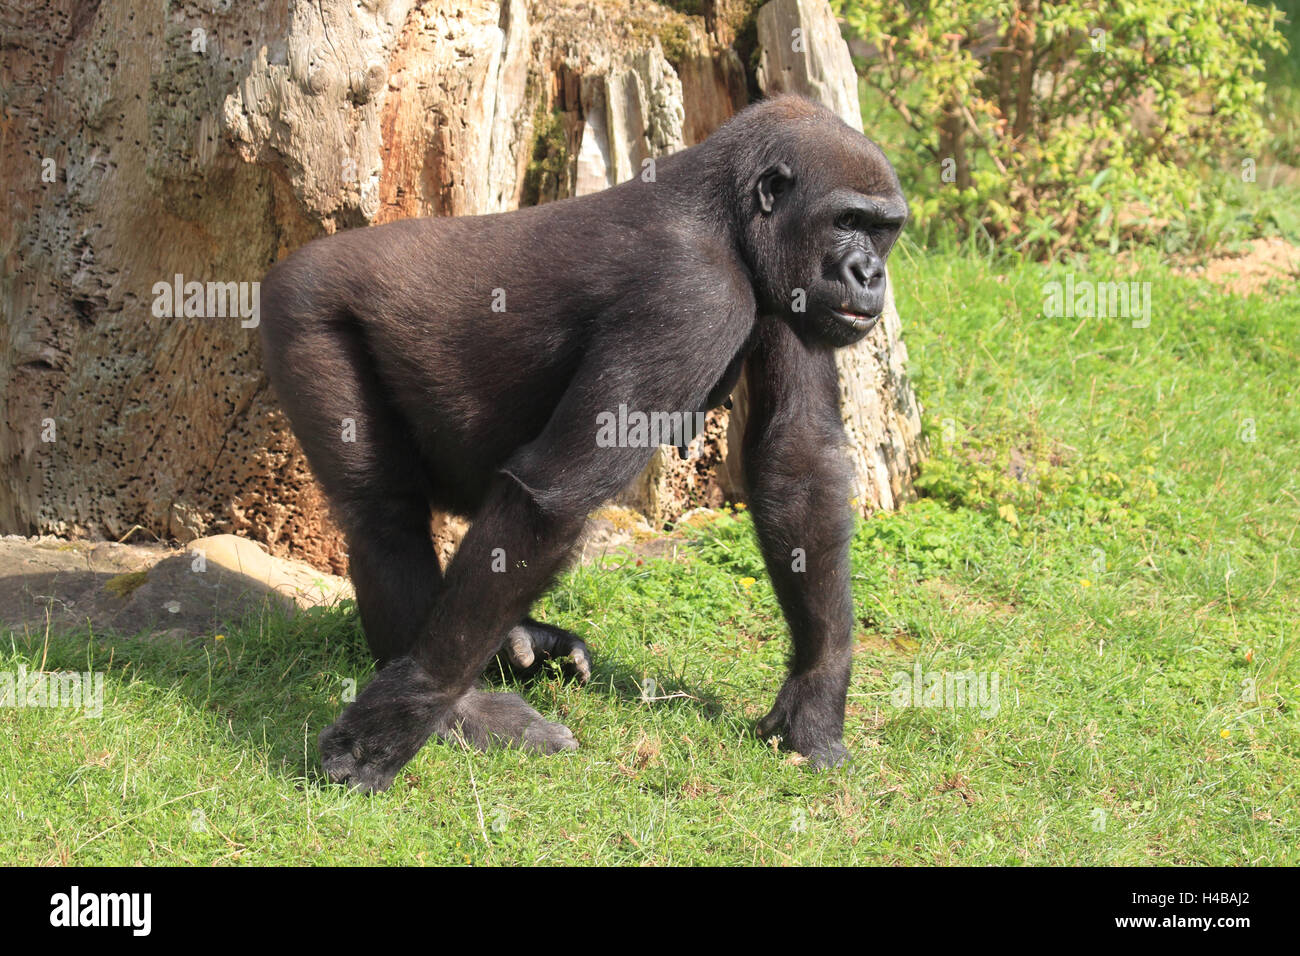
<box><xmin>3</xmin><ymin>243</ymin><xmax>1296</xmax><ymax>865</ymax></box>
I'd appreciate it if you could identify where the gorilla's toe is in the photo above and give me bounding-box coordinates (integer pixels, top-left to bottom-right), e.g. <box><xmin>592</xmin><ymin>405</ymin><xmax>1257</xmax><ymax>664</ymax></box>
<box><xmin>497</xmin><ymin>619</ymin><xmax>592</xmax><ymax>683</ymax></box>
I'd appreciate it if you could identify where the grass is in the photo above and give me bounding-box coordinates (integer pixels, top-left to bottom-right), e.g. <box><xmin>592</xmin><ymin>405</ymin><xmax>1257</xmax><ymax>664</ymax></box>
<box><xmin>3</xmin><ymin>245</ymin><xmax>1296</xmax><ymax>865</ymax></box>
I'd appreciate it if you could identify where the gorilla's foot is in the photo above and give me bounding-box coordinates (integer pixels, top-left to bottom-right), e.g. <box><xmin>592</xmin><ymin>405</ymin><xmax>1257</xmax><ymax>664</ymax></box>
<box><xmin>319</xmin><ymin>658</ymin><xmax>577</xmax><ymax>793</ymax></box>
<box><xmin>757</xmin><ymin>706</ymin><xmax>849</xmax><ymax>769</ymax></box>
<box><xmin>757</xmin><ymin>677</ymin><xmax>851</xmax><ymax>770</ymax></box>
<box><xmin>498</xmin><ymin>618</ymin><xmax>592</xmax><ymax>683</ymax></box>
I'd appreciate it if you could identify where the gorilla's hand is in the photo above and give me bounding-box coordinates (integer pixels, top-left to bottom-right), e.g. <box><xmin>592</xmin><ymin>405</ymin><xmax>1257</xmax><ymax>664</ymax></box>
<box><xmin>318</xmin><ymin>657</ymin><xmax>444</xmax><ymax>793</ymax></box>
<box><xmin>319</xmin><ymin>657</ymin><xmax>577</xmax><ymax>793</ymax></box>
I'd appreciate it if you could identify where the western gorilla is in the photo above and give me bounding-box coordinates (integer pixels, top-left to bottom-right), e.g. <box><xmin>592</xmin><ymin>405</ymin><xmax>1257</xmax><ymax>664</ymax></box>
<box><xmin>259</xmin><ymin>95</ymin><xmax>907</xmax><ymax>792</ymax></box>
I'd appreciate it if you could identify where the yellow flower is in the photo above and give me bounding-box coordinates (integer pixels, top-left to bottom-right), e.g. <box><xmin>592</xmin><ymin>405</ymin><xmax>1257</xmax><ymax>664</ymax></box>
<box><xmin>1220</xmin><ymin>729</ymin><xmax>1231</xmax><ymax>739</ymax></box>
<box><xmin>734</xmin><ymin>502</ymin><xmax>747</xmax><ymax>511</ymax></box>
<box><xmin>739</xmin><ymin>577</ymin><xmax>757</xmax><ymax>590</ymax></box>
<box><xmin>214</xmin><ymin>634</ymin><xmax>225</xmax><ymax>641</ymax></box>
<box><xmin>1079</xmin><ymin>578</ymin><xmax>1092</xmax><ymax>588</ymax></box>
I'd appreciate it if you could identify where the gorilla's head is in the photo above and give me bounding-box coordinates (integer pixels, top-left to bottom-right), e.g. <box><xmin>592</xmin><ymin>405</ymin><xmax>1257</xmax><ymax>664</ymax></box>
<box><xmin>722</xmin><ymin>96</ymin><xmax>909</xmax><ymax>348</ymax></box>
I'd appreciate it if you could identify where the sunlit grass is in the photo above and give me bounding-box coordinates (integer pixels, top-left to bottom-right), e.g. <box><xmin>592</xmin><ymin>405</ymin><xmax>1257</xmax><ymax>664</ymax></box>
<box><xmin>2</xmin><ymin>249</ymin><xmax>1296</xmax><ymax>865</ymax></box>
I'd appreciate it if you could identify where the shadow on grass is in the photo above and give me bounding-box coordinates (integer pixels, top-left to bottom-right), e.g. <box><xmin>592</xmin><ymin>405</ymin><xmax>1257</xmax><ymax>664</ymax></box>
<box><xmin>4</xmin><ymin>587</ymin><xmax>733</xmax><ymax>789</ymax></box>
<box><xmin>2</xmin><ymin>585</ymin><xmax>364</xmax><ymax>782</ymax></box>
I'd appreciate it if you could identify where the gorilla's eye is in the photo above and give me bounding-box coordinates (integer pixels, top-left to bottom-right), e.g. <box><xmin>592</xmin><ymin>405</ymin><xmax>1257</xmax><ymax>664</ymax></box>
<box><xmin>835</xmin><ymin>211</ymin><xmax>863</xmax><ymax>232</ymax></box>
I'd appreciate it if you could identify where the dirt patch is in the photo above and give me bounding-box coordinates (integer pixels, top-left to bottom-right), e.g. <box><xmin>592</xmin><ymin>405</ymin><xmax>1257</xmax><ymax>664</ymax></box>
<box><xmin>1178</xmin><ymin>237</ymin><xmax>1300</xmax><ymax>296</ymax></box>
<box><xmin>922</xmin><ymin>578</ymin><xmax>1016</xmax><ymax>621</ymax></box>
<box><xmin>577</xmin><ymin>505</ymin><xmax>699</xmax><ymax>564</ymax></box>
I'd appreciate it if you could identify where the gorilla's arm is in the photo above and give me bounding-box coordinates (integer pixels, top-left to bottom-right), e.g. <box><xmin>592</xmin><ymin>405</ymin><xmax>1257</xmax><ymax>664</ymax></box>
<box><xmin>743</xmin><ymin>320</ymin><xmax>856</xmax><ymax>767</ymax></box>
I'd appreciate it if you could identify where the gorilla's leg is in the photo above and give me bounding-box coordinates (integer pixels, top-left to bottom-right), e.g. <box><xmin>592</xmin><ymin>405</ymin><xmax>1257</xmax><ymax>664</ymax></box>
<box><xmin>345</xmin><ymin>497</ymin><xmax>442</xmax><ymax>666</ymax></box>
<box><xmin>259</xmin><ymin>310</ymin><xmax>442</xmax><ymax>666</ymax></box>
<box><xmin>316</xmin><ymin>352</ymin><xmax>664</xmax><ymax>791</ymax></box>
<box><xmin>263</xmin><ymin>318</ymin><xmax>577</xmax><ymax>786</ymax></box>
<box><xmin>496</xmin><ymin>617</ymin><xmax>592</xmax><ymax>683</ymax></box>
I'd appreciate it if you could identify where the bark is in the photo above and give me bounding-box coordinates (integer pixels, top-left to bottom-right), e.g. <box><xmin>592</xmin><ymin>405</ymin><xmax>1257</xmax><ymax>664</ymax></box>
<box><xmin>0</xmin><ymin>0</ymin><xmax>924</xmax><ymax>572</ymax></box>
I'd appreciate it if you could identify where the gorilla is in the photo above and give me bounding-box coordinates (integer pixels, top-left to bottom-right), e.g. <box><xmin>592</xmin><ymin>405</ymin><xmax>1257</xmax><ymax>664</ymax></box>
<box><xmin>259</xmin><ymin>94</ymin><xmax>907</xmax><ymax>792</ymax></box>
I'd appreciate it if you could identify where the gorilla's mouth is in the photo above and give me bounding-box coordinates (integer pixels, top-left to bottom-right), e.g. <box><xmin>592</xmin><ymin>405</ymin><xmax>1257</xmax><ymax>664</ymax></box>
<box><xmin>830</xmin><ymin>307</ymin><xmax>880</xmax><ymax>333</ymax></box>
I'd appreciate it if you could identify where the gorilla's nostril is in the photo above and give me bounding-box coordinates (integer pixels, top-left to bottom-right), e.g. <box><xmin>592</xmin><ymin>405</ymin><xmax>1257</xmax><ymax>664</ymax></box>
<box><xmin>840</xmin><ymin>251</ymin><xmax>885</xmax><ymax>294</ymax></box>
<box><xmin>840</xmin><ymin>252</ymin><xmax>870</xmax><ymax>290</ymax></box>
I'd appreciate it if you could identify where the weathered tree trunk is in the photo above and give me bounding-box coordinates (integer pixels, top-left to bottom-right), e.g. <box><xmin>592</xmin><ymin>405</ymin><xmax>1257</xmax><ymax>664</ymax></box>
<box><xmin>0</xmin><ymin>0</ymin><xmax>923</xmax><ymax>573</ymax></box>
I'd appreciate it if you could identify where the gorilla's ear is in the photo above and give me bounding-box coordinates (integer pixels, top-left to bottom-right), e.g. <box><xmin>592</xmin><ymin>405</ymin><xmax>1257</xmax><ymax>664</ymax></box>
<box><xmin>755</xmin><ymin>162</ymin><xmax>794</xmax><ymax>215</ymax></box>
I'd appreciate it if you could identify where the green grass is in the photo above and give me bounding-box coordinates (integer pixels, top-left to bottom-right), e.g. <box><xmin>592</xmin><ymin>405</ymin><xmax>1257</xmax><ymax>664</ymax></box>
<box><xmin>3</xmin><ymin>247</ymin><xmax>1296</xmax><ymax>865</ymax></box>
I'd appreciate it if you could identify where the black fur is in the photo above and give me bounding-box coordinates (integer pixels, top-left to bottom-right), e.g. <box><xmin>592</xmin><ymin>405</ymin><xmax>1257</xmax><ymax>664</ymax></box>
<box><xmin>259</xmin><ymin>95</ymin><xmax>907</xmax><ymax>790</ymax></box>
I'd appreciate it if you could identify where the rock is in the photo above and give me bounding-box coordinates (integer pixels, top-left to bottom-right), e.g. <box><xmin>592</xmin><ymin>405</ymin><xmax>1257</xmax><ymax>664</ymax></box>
<box><xmin>755</xmin><ymin>0</ymin><xmax>861</xmax><ymax>126</ymax></box>
<box><xmin>0</xmin><ymin>533</ymin><xmax>351</xmax><ymax>640</ymax></box>
<box><xmin>184</xmin><ymin>534</ymin><xmax>354</xmax><ymax>608</ymax></box>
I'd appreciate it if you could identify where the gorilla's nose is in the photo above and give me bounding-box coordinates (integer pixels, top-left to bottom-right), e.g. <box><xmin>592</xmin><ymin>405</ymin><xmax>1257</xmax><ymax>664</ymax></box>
<box><xmin>841</xmin><ymin>250</ymin><xmax>885</xmax><ymax>295</ymax></box>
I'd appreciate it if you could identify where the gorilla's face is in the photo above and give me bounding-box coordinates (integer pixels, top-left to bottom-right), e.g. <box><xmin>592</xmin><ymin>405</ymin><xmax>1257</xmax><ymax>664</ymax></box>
<box><xmin>806</xmin><ymin>187</ymin><xmax>906</xmax><ymax>346</ymax></box>
<box><xmin>748</xmin><ymin>134</ymin><xmax>908</xmax><ymax>348</ymax></box>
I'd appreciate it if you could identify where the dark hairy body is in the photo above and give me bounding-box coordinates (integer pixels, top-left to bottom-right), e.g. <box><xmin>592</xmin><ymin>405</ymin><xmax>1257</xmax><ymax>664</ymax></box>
<box><xmin>259</xmin><ymin>95</ymin><xmax>907</xmax><ymax>791</ymax></box>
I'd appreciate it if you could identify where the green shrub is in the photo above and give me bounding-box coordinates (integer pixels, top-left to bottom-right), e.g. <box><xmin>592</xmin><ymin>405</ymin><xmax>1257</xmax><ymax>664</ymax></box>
<box><xmin>835</xmin><ymin>0</ymin><xmax>1287</xmax><ymax>256</ymax></box>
